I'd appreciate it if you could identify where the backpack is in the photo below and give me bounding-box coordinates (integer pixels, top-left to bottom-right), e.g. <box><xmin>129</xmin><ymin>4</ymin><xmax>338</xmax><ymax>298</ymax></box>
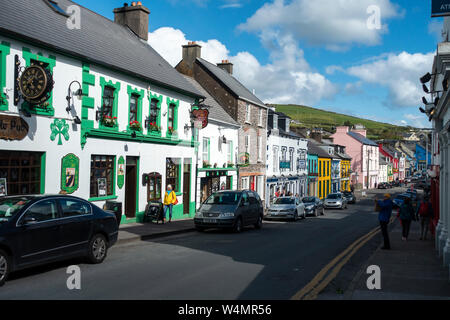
<box><xmin>419</xmin><ymin>202</ymin><xmax>431</xmax><ymax>217</ymax></box>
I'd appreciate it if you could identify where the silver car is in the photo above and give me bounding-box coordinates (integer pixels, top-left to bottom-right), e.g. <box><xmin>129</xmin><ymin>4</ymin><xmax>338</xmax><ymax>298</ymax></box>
<box><xmin>266</xmin><ymin>197</ymin><xmax>306</xmax><ymax>221</ymax></box>
<box><xmin>323</xmin><ymin>193</ymin><xmax>348</xmax><ymax>210</ymax></box>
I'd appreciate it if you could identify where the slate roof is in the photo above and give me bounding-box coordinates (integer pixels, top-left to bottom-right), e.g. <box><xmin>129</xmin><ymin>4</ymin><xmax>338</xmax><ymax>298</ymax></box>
<box><xmin>0</xmin><ymin>0</ymin><xmax>204</xmax><ymax>99</ymax></box>
<box><xmin>182</xmin><ymin>75</ymin><xmax>239</xmax><ymax>127</ymax></box>
<box><xmin>347</xmin><ymin>131</ymin><xmax>379</xmax><ymax>147</ymax></box>
<box><xmin>196</xmin><ymin>58</ymin><xmax>267</xmax><ymax>108</ymax></box>
<box><xmin>308</xmin><ymin>141</ymin><xmax>332</xmax><ymax>158</ymax></box>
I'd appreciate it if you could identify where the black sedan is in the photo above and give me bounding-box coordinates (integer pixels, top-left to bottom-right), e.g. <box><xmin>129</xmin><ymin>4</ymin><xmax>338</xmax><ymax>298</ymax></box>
<box><xmin>342</xmin><ymin>191</ymin><xmax>356</xmax><ymax>204</ymax></box>
<box><xmin>0</xmin><ymin>195</ymin><xmax>119</xmax><ymax>286</ymax></box>
<box><xmin>302</xmin><ymin>196</ymin><xmax>324</xmax><ymax>217</ymax></box>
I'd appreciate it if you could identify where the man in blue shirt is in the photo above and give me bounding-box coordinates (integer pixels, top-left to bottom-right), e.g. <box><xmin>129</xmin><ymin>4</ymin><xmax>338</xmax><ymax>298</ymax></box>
<box><xmin>376</xmin><ymin>194</ymin><xmax>393</xmax><ymax>250</ymax></box>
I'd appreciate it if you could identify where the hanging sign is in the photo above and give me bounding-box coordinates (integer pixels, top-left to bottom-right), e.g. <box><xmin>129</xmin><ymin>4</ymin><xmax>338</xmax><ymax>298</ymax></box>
<box><xmin>432</xmin><ymin>0</ymin><xmax>450</xmax><ymax>17</ymax></box>
<box><xmin>0</xmin><ymin>115</ymin><xmax>29</xmax><ymax>141</ymax></box>
<box><xmin>98</xmin><ymin>178</ymin><xmax>107</xmax><ymax>197</ymax></box>
<box><xmin>117</xmin><ymin>156</ymin><xmax>125</xmax><ymax>189</ymax></box>
<box><xmin>61</xmin><ymin>153</ymin><xmax>79</xmax><ymax>194</ymax></box>
<box><xmin>192</xmin><ymin>108</ymin><xmax>209</xmax><ymax>129</ymax></box>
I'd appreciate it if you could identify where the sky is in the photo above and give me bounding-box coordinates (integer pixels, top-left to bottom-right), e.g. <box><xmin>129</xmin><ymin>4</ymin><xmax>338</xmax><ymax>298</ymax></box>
<box><xmin>75</xmin><ymin>0</ymin><xmax>443</xmax><ymax>128</ymax></box>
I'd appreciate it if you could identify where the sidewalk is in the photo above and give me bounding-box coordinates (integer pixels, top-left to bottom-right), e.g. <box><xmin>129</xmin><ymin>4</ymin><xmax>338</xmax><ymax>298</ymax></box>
<box><xmin>344</xmin><ymin>219</ymin><xmax>450</xmax><ymax>300</ymax></box>
<box><xmin>117</xmin><ymin>219</ymin><xmax>196</xmax><ymax>245</ymax></box>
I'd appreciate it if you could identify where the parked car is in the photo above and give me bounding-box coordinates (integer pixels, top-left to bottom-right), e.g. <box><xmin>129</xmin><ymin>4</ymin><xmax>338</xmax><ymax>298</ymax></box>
<box><xmin>323</xmin><ymin>193</ymin><xmax>348</xmax><ymax>210</ymax></box>
<box><xmin>302</xmin><ymin>196</ymin><xmax>324</xmax><ymax>217</ymax></box>
<box><xmin>0</xmin><ymin>195</ymin><xmax>119</xmax><ymax>287</ymax></box>
<box><xmin>392</xmin><ymin>194</ymin><xmax>411</xmax><ymax>208</ymax></box>
<box><xmin>194</xmin><ymin>190</ymin><xmax>264</xmax><ymax>233</ymax></box>
<box><xmin>377</xmin><ymin>183</ymin><xmax>388</xmax><ymax>189</ymax></box>
<box><xmin>342</xmin><ymin>191</ymin><xmax>356</xmax><ymax>204</ymax></box>
<box><xmin>266</xmin><ymin>197</ymin><xmax>306</xmax><ymax>221</ymax></box>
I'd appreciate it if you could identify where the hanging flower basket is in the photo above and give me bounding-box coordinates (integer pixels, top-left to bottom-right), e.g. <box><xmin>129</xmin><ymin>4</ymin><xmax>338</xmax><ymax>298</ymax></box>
<box><xmin>168</xmin><ymin>126</ymin><xmax>177</xmax><ymax>135</ymax></box>
<box><xmin>129</xmin><ymin>120</ymin><xmax>142</xmax><ymax>131</ymax></box>
<box><xmin>149</xmin><ymin>122</ymin><xmax>161</xmax><ymax>133</ymax></box>
<box><xmin>102</xmin><ymin>116</ymin><xmax>117</xmax><ymax>127</ymax></box>
<box><xmin>227</xmin><ymin>162</ymin><xmax>235</xmax><ymax>168</ymax></box>
<box><xmin>203</xmin><ymin>161</ymin><xmax>211</xmax><ymax>168</ymax></box>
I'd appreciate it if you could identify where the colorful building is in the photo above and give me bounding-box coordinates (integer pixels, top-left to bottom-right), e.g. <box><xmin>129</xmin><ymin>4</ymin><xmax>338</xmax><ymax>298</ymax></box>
<box><xmin>307</xmin><ymin>142</ymin><xmax>320</xmax><ymax>197</ymax></box>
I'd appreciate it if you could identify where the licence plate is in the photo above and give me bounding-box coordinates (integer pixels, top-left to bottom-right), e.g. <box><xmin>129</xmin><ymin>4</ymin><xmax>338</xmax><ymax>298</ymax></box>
<box><xmin>203</xmin><ymin>219</ymin><xmax>217</xmax><ymax>224</ymax></box>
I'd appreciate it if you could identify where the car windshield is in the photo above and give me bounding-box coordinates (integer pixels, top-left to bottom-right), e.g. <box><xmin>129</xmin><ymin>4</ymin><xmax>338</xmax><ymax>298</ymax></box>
<box><xmin>0</xmin><ymin>197</ymin><xmax>33</xmax><ymax>222</ymax></box>
<box><xmin>302</xmin><ymin>197</ymin><xmax>315</xmax><ymax>203</ymax></box>
<box><xmin>274</xmin><ymin>198</ymin><xmax>295</xmax><ymax>205</ymax></box>
<box><xmin>327</xmin><ymin>194</ymin><xmax>341</xmax><ymax>200</ymax></box>
<box><xmin>204</xmin><ymin>192</ymin><xmax>241</xmax><ymax>205</ymax></box>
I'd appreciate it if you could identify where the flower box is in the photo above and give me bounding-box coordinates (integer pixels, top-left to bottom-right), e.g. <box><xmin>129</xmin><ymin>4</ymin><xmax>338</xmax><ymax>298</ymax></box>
<box><xmin>129</xmin><ymin>120</ymin><xmax>142</xmax><ymax>131</ymax></box>
<box><xmin>102</xmin><ymin>116</ymin><xmax>117</xmax><ymax>127</ymax></box>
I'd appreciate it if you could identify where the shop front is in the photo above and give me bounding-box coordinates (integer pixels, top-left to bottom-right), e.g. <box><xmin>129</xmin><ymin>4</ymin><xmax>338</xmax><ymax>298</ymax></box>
<box><xmin>198</xmin><ymin>168</ymin><xmax>237</xmax><ymax>204</ymax></box>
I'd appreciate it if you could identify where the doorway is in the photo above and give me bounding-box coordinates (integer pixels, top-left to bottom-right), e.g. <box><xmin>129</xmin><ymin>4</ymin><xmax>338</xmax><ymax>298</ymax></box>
<box><xmin>183</xmin><ymin>160</ymin><xmax>191</xmax><ymax>215</ymax></box>
<box><xmin>125</xmin><ymin>157</ymin><xmax>139</xmax><ymax>218</ymax></box>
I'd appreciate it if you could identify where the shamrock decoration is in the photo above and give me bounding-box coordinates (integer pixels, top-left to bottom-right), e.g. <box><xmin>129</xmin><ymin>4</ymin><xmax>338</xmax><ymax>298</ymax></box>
<box><xmin>50</xmin><ymin>119</ymin><xmax>70</xmax><ymax>145</ymax></box>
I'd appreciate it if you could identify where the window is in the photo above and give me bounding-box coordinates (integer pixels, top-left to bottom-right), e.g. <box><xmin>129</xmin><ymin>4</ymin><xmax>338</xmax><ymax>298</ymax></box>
<box><xmin>147</xmin><ymin>173</ymin><xmax>162</xmax><ymax>202</ymax></box>
<box><xmin>227</xmin><ymin>141</ymin><xmax>233</xmax><ymax>163</ymax></box>
<box><xmin>273</xmin><ymin>147</ymin><xmax>278</xmax><ymax>172</ymax></box>
<box><xmin>22</xmin><ymin>200</ymin><xmax>58</xmax><ymax>223</ymax></box>
<box><xmin>102</xmin><ymin>87</ymin><xmax>114</xmax><ymax>118</ymax></box>
<box><xmin>168</xmin><ymin>103</ymin><xmax>176</xmax><ymax>132</ymax></box>
<box><xmin>246</xmin><ymin>104</ymin><xmax>251</xmax><ymax>123</ymax></box>
<box><xmin>59</xmin><ymin>199</ymin><xmax>91</xmax><ymax>218</ymax></box>
<box><xmin>241</xmin><ymin>177</ymin><xmax>249</xmax><ymax>190</ymax></box>
<box><xmin>259</xmin><ymin>109</ymin><xmax>264</xmax><ymax>127</ymax></box>
<box><xmin>245</xmin><ymin>135</ymin><xmax>250</xmax><ymax>154</ymax></box>
<box><xmin>0</xmin><ymin>151</ymin><xmax>43</xmax><ymax>196</ymax></box>
<box><xmin>149</xmin><ymin>99</ymin><xmax>159</xmax><ymax>127</ymax></box>
<box><xmin>129</xmin><ymin>94</ymin><xmax>138</xmax><ymax>123</ymax></box>
<box><xmin>289</xmin><ymin>148</ymin><xmax>294</xmax><ymax>171</ymax></box>
<box><xmin>166</xmin><ymin>158</ymin><xmax>180</xmax><ymax>193</ymax></box>
<box><xmin>258</xmin><ymin>136</ymin><xmax>263</xmax><ymax>161</ymax></box>
<box><xmin>319</xmin><ymin>181</ymin><xmax>322</xmax><ymax>198</ymax></box>
<box><xmin>90</xmin><ymin>155</ymin><xmax>115</xmax><ymax>198</ymax></box>
<box><xmin>202</xmin><ymin>138</ymin><xmax>210</xmax><ymax>163</ymax></box>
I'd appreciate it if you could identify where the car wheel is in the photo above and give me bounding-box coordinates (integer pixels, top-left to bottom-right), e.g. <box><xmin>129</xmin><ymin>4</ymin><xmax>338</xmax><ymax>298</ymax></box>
<box><xmin>87</xmin><ymin>234</ymin><xmax>108</xmax><ymax>264</ymax></box>
<box><xmin>234</xmin><ymin>217</ymin><xmax>243</xmax><ymax>233</ymax></box>
<box><xmin>255</xmin><ymin>215</ymin><xmax>263</xmax><ymax>229</ymax></box>
<box><xmin>0</xmin><ymin>249</ymin><xmax>10</xmax><ymax>287</ymax></box>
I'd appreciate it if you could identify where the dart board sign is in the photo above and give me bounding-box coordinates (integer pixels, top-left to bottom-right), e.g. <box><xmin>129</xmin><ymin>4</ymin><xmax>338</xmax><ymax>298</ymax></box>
<box><xmin>61</xmin><ymin>153</ymin><xmax>80</xmax><ymax>194</ymax></box>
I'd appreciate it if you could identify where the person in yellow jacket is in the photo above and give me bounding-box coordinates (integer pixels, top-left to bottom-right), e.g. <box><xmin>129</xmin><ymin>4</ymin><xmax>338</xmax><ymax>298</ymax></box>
<box><xmin>163</xmin><ymin>185</ymin><xmax>177</xmax><ymax>223</ymax></box>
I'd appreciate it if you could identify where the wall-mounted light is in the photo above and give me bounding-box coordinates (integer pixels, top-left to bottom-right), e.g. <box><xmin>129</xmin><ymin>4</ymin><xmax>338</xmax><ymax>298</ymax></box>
<box><xmin>73</xmin><ymin>116</ymin><xmax>81</xmax><ymax>125</ymax></box>
<box><xmin>419</xmin><ymin>107</ymin><xmax>426</xmax><ymax>114</ymax></box>
<box><xmin>420</xmin><ymin>73</ymin><xmax>433</xmax><ymax>84</ymax></box>
<box><xmin>422</xmin><ymin>84</ymin><xmax>429</xmax><ymax>93</ymax></box>
<box><xmin>66</xmin><ymin>80</ymin><xmax>83</xmax><ymax>112</ymax></box>
<box><xmin>422</xmin><ymin>97</ymin><xmax>428</xmax><ymax>105</ymax></box>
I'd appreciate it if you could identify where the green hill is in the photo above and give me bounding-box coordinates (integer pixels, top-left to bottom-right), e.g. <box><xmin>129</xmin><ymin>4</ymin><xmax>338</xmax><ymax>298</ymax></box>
<box><xmin>274</xmin><ymin>104</ymin><xmax>411</xmax><ymax>141</ymax></box>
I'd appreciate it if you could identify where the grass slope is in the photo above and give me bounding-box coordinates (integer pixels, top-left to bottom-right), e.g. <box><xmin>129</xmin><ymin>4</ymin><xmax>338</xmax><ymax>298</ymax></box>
<box><xmin>275</xmin><ymin>104</ymin><xmax>410</xmax><ymax>140</ymax></box>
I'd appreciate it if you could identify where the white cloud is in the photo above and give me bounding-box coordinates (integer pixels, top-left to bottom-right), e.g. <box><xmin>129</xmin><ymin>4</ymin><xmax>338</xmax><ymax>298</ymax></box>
<box><xmin>403</xmin><ymin>113</ymin><xmax>427</xmax><ymax>128</ymax></box>
<box><xmin>238</xmin><ymin>0</ymin><xmax>402</xmax><ymax>51</ymax></box>
<box><xmin>345</xmin><ymin>51</ymin><xmax>435</xmax><ymax>107</ymax></box>
<box><xmin>147</xmin><ymin>27</ymin><xmax>336</xmax><ymax>106</ymax></box>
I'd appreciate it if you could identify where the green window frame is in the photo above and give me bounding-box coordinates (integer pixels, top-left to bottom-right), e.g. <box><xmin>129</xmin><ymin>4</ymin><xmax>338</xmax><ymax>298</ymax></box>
<box><xmin>0</xmin><ymin>41</ymin><xmax>10</xmax><ymax>111</ymax></box>
<box><xmin>89</xmin><ymin>155</ymin><xmax>116</xmax><ymax>200</ymax></box>
<box><xmin>148</xmin><ymin>92</ymin><xmax>163</xmax><ymax>136</ymax></box>
<box><xmin>166</xmin><ymin>157</ymin><xmax>181</xmax><ymax>194</ymax></box>
<box><xmin>166</xmin><ymin>98</ymin><xmax>179</xmax><ymax>138</ymax></box>
<box><xmin>21</xmin><ymin>48</ymin><xmax>56</xmax><ymax>116</ymax></box>
<box><xmin>127</xmin><ymin>85</ymin><xmax>144</xmax><ymax>132</ymax></box>
<box><xmin>99</xmin><ymin>77</ymin><xmax>121</xmax><ymax>131</ymax></box>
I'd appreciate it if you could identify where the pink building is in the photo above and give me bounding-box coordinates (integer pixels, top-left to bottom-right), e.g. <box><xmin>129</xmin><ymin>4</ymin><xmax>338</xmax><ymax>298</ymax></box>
<box><xmin>331</xmin><ymin>126</ymin><xmax>379</xmax><ymax>189</ymax></box>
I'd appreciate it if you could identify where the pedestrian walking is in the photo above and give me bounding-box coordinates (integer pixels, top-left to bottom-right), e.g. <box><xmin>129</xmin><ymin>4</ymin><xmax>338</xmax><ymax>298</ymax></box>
<box><xmin>375</xmin><ymin>193</ymin><xmax>393</xmax><ymax>250</ymax></box>
<box><xmin>163</xmin><ymin>185</ymin><xmax>177</xmax><ymax>223</ymax></box>
<box><xmin>416</xmin><ymin>196</ymin><xmax>434</xmax><ymax>240</ymax></box>
<box><xmin>399</xmin><ymin>197</ymin><xmax>415</xmax><ymax>241</ymax></box>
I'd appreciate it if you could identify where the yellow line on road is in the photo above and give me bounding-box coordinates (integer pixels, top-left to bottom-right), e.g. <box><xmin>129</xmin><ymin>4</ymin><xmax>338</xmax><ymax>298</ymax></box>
<box><xmin>291</xmin><ymin>217</ymin><xmax>395</xmax><ymax>300</ymax></box>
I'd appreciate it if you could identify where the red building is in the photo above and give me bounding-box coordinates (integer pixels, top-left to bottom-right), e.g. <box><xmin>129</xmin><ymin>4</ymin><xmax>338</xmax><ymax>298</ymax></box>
<box><xmin>379</xmin><ymin>144</ymin><xmax>399</xmax><ymax>181</ymax></box>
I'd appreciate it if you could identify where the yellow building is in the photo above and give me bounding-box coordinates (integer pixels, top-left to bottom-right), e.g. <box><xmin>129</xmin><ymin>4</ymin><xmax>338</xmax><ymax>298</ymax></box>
<box><xmin>318</xmin><ymin>156</ymin><xmax>332</xmax><ymax>199</ymax></box>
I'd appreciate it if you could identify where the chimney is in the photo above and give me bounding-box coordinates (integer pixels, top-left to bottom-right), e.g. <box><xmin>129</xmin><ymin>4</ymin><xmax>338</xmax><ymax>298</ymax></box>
<box><xmin>352</xmin><ymin>128</ymin><xmax>367</xmax><ymax>137</ymax></box>
<box><xmin>311</xmin><ymin>132</ymin><xmax>322</xmax><ymax>143</ymax></box>
<box><xmin>114</xmin><ymin>2</ymin><xmax>150</xmax><ymax>41</ymax></box>
<box><xmin>217</xmin><ymin>60</ymin><xmax>233</xmax><ymax>75</ymax></box>
<box><xmin>335</xmin><ymin>126</ymin><xmax>349</xmax><ymax>134</ymax></box>
<box><xmin>182</xmin><ymin>41</ymin><xmax>202</xmax><ymax>71</ymax></box>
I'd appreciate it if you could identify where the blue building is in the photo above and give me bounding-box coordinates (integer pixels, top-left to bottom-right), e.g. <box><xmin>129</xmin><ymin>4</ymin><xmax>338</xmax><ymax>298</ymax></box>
<box><xmin>415</xmin><ymin>144</ymin><xmax>431</xmax><ymax>172</ymax></box>
<box><xmin>307</xmin><ymin>142</ymin><xmax>319</xmax><ymax>197</ymax></box>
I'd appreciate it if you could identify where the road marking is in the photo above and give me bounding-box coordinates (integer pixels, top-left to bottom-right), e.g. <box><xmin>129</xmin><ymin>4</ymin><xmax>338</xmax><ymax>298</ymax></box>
<box><xmin>291</xmin><ymin>217</ymin><xmax>395</xmax><ymax>300</ymax></box>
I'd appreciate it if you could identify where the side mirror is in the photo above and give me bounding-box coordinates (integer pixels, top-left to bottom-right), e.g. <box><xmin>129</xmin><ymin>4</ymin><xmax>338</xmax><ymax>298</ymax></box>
<box><xmin>22</xmin><ymin>216</ymin><xmax>37</xmax><ymax>225</ymax></box>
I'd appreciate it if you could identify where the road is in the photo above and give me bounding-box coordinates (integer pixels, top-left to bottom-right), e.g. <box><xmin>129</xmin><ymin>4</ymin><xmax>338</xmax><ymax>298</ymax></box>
<box><xmin>0</xmin><ymin>189</ymin><xmax>405</xmax><ymax>300</ymax></box>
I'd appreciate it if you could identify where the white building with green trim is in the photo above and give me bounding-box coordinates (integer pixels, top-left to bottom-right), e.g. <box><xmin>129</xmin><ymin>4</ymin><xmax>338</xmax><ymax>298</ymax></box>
<box><xmin>0</xmin><ymin>0</ymin><xmax>207</xmax><ymax>223</ymax></box>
